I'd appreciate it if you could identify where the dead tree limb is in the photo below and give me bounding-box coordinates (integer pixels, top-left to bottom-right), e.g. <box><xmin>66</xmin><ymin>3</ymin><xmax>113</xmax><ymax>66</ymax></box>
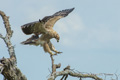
<box><xmin>0</xmin><ymin>10</ymin><xmax>16</xmax><ymax>63</ymax></box>
<box><xmin>48</xmin><ymin>68</ymin><xmax>103</xmax><ymax>80</ymax></box>
<box><xmin>50</xmin><ymin>55</ymin><xmax>61</xmax><ymax>73</ymax></box>
<box><xmin>0</xmin><ymin>10</ymin><xmax>27</xmax><ymax>80</ymax></box>
<box><xmin>60</xmin><ymin>65</ymin><xmax>70</xmax><ymax>80</ymax></box>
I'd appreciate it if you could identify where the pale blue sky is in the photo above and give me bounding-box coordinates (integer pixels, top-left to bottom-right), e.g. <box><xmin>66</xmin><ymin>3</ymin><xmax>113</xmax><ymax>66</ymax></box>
<box><xmin>0</xmin><ymin>0</ymin><xmax>120</xmax><ymax>80</ymax></box>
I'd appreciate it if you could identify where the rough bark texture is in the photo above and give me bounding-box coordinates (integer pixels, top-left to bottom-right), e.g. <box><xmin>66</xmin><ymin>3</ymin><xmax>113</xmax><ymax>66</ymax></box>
<box><xmin>50</xmin><ymin>55</ymin><xmax>61</xmax><ymax>73</ymax></box>
<box><xmin>48</xmin><ymin>67</ymin><xmax>103</xmax><ymax>80</ymax></box>
<box><xmin>49</xmin><ymin>55</ymin><xmax>103</xmax><ymax>80</ymax></box>
<box><xmin>0</xmin><ymin>58</ymin><xmax>27</xmax><ymax>80</ymax></box>
<box><xmin>0</xmin><ymin>10</ymin><xmax>27</xmax><ymax>80</ymax></box>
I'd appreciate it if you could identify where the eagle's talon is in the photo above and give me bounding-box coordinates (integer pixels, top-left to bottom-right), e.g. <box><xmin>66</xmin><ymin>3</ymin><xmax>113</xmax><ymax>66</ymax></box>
<box><xmin>58</xmin><ymin>52</ymin><xmax>62</xmax><ymax>54</ymax></box>
<box><xmin>54</xmin><ymin>53</ymin><xmax>58</xmax><ymax>55</ymax></box>
<box><xmin>50</xmin><ymin>53</ymin><xmax>57</xmax><ymax>56</ymax></box>
<box><xmin>55</xmin><ymin>52</ymin><xmax>62</xmax><ymax>55</ymax></box>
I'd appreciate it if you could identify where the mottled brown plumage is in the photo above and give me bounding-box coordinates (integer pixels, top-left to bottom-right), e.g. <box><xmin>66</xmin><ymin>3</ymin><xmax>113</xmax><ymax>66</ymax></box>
<box><xmin>21</xmin><ymin>35</ymin><xmax>62</xmax><ymax>55</ymax></box>
<box><xmin>21</xmin><ymin>8</ymin><xmax>75</xmax><ymax>55</ymax></box>
<box><xmin>21</xmin><ymin>8</ymin><xmax>74</xmax><ymax>42</ymax></box>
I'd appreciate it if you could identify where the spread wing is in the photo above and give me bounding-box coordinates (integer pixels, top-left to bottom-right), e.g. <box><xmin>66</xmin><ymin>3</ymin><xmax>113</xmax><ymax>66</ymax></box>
<box><xmin>42</xmin><ymin>8</ymin><xmax>75</xmax><ymax>28</ymax></box>
<box><xmin>21</xmin><ymin>21</ymin><xmax>41</xmax><ymax>35</ymax></box>
<box><xmin>21</xmin><ymin>8</ymin><xmax>75</xmax><ymax>35</ymax></box>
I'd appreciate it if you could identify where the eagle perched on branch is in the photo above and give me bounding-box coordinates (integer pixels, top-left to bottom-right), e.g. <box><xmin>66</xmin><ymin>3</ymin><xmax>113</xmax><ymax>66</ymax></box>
<box><xmin>21</xmin><ymin>8</ymin><xmax>75</xmax><ymax>55</ymax></box>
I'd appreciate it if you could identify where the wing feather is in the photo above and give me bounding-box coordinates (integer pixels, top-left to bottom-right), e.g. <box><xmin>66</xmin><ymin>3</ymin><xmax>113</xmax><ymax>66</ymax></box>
<box><xmin>21</xmin><ymin>35</ymin><xmax>39</xmax><ymax>45</ymax></box>
<box><xmin>21</xmin><ymin>8</ymin><xmax>75</xmax><ymax>35</ymax></box>
<box><xmin>21</xmin><ymin>21</ymin><xmax>40</xmax><ymax>35</ymax></box>
<box><xmin>42</xmin><ymin>8</ymin><xmax>75</xmax><ymax>28</ymax></box>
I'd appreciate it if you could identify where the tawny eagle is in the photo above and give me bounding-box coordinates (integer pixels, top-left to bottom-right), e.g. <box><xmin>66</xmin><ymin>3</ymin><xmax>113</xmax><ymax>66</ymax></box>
<box><xmin>21</xmin><ymin>8</ymin><xmax>75</xmax><ymax>42</ymax></box>
<box><xmin>21</xmin><ymin>8</ymin><xmax>75</xmax><ymax>55</ymax></box>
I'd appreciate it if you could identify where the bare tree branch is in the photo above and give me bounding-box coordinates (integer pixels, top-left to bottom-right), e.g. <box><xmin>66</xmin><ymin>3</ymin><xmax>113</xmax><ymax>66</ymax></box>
<box><xmin>48</xmin><ymin>69</ymin><xmax>103</xmax><ymax>80</ymax></box>
<box><xmin>50</xmin><ymin>55</ymin><xmax>61</xmax><ymax>73</ymax></box>
<box><xmin>0</xmin><ymin>10</ymin><xmax>16</xmax><ymax>63</ymax></box>
<box><xmin>0</xmin><ymin>57</ymin><xmax>27</xmax><ymax>80</ymax></box>
<box><xmin>0</xmin><ymin>10</ymin><xmax>27</xmax><ymax>80</ymax></box>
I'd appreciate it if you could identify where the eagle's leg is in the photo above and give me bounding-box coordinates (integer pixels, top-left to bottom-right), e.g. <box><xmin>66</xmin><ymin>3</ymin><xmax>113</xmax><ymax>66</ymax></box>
<box><xmin>48</xmin><ymin>41</ymin><xmax>62</xmax><ymax>54</ymax></box>
<box><xmin>43</xmin><ymin>42</ymin><xmax>55</xmax><ymax>56</ymax></box>
<box><xmin>46</xmin><ymin>29</ymin><xmax>60</xmax><ymax>42</ymax></box>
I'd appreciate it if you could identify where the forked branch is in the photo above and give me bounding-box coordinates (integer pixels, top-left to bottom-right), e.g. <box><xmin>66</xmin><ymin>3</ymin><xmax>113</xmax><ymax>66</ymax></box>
<box><xmin>50</xmin><ymin>55</ymin><xmax>61</xmax><ymax>73</ymax></box>
<box><xmin>0</xmin><ymin>10</ymin><xmax>27</xmax><ymax>80</ymax></box>
<box><xmin>0</xmin><ymin>10</ymin><xmax>16</xmax><ymax>63</ymax></box>
<box><xmin>48</xmin><ymin>69</ymin><xmax>103</xmax><ymax>80</ymax></box>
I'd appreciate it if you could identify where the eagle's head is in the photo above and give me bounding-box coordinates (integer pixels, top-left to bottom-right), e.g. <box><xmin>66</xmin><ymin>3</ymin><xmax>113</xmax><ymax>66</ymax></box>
<box><xmin>55</xmin><ymin>34</ymin><xmax>60</xmax><ymax>42</ymax></box>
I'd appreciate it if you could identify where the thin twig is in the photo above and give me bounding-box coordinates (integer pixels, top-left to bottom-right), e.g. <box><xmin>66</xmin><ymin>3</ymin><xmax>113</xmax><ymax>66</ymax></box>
<box><xmin>0</xmin><ymin>34</ymin><xmax>4</xmax><ymax>39</ymax></box>
<box><xmin>0</xmin><ymin>11</ymin><xmax>12</xmax><ymax>37</ymax></box>
<box><xmin>64</xmin><ymin>75</ymin><xmax>68</xmax><ymax>80</ymax></box>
